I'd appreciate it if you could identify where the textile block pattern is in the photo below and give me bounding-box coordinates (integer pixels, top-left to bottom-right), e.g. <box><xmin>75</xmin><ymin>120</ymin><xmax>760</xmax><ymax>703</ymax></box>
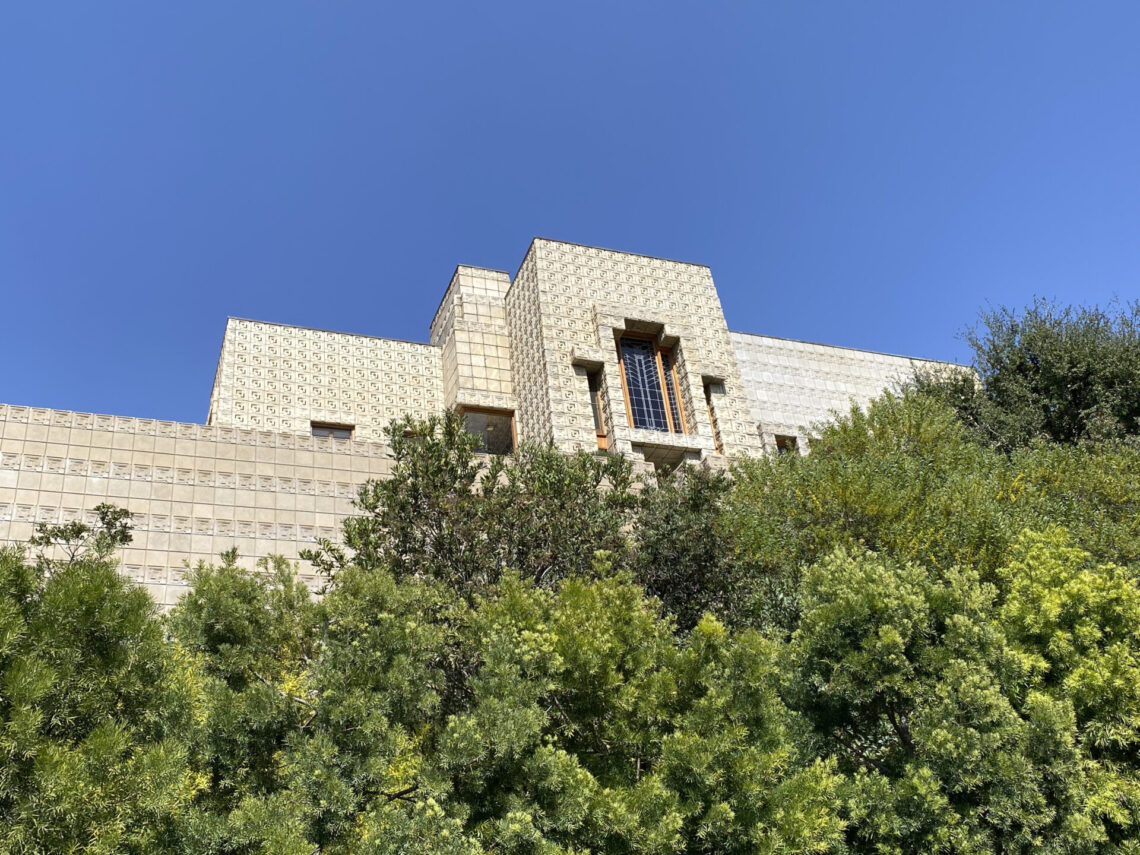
<box><xmin>208</xmin><ymin>319</ymin><xmax>443</xmax><ymax>442</ymax></box>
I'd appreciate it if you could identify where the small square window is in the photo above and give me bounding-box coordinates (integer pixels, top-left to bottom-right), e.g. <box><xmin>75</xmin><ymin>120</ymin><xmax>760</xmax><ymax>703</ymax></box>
<box><xmin>461</xmin><ymin>408</ymin><xmax>514</xmax><ymax>455</ymax></box>
<box><xmin>775</xmin><ymin>434</ymin><xmax>798</xmax><ymax>455</ymax></box>
<box><xmin>311</xmin><ymin>422</ymin><xmax>354</xmax><ymax>440</ymax></box>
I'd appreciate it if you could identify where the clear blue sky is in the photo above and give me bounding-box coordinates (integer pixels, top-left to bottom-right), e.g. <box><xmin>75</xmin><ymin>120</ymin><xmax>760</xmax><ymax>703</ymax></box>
<box><xmin>2</xmin><ymin>3</ymin><xmax>1138</xmax><ymax>423</ymax></box>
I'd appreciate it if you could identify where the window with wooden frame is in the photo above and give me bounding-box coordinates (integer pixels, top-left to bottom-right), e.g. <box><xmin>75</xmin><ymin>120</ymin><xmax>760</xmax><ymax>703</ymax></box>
<box><xmin>616</xmin><ymin>334</ymin><xmax>687</xmax><ymax>434</ymax></box>
<box><xmin>460</xmin><ymin>407</ymin><xmax>516</xmax><ymax>455</ymax></box>
<box><xmin>311</xmin><ymin>421</ymin><xmax>354</xmax><ymax>440</ymax></box>
<box><xmin>586</xmin><ymin>369</ymin><xmax>609</xmax><ymax>450</ymax></box>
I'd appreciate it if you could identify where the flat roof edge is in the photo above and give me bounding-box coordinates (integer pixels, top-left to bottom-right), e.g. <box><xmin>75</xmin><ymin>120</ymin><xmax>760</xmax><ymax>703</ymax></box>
<box><xmin>225</xmin><ymin>316</ymin><xmax>437</xmax><ymax>349</ymax></box>
<box><xmin>729</xmin><ymin>329</ymin><xmax>967</xmax><ymax>368</ymax></box>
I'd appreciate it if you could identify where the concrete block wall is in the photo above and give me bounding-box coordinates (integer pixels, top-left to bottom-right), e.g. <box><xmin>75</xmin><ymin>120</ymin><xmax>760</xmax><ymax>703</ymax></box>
<box><xmin>505</xmin><ymin>247</ymin><xmax>555</xmax><ymax>446</ymax></box>
<box><xmin>208</xmin><ymin>318</ymin><xmax>443</xmax><ymax>442</ymax></box>
<box><xmin>0</xmin><ymin>404</ymin><xmax>391</xmax><ymax>604</ymax></box>
<box><xmin>516</xmin><ymin>239</ymin><xmax>765</xmax><ymax>460</ymax></box>
<box><xmin>430</xmin><ymin>266</ymin><xmax>517</xmax><ymax>414</ymax></box>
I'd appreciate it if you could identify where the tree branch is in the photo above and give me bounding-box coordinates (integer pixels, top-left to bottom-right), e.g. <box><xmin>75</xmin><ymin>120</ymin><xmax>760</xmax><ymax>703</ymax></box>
<box><xmin>383</xmin><ymin>784</ymin><xmax>420</xmax><ymax>803</ymax></box>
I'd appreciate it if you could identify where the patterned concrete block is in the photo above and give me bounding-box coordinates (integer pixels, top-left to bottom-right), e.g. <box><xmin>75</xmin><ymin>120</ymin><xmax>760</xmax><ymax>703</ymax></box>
<box><xmin>0</xmin><ymin>403</ymin><xmax>391</xmax><ymax>603</ymax></box>
<box><xmin>208</xmin><ymin>318</ymin><xmax>443</xmax><ymax>442</ymax></box>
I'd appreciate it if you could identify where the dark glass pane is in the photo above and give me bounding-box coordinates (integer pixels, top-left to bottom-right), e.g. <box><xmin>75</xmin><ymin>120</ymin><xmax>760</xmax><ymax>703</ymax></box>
<box><xmin>464</xmin><ymin>411</ymin><xmax>514</xmax><ymax>455</ymax></box>
<box><xmin>660</xmin><ymin>351</ymin><xmax>682</xmax><ymax>431</ymax></box>
<box><xmin>775</xmin><ymin>435</ymin><xmax>798</xmax><ymax>455</ymax></box>
<box><xmin>311</xmin><ymin>423</ymin><xmax>353</xmax><ymax>440</ymax></box>
<box><xmin>620</xmin><ymin>338</ymin><xmax>669</xmax><ymax>431</ymax></box>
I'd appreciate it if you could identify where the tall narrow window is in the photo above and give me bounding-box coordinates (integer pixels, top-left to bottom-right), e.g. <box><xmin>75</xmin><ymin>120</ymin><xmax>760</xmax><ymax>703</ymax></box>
<box><xmin>587</xmin><ymin>369</ymin><xmax>608</xmax><ymax>450</ymax></box>
<box><xmin>703</xmin><ymin>381</ymin><xmax>724</xmax><ymax>454</ymax></box>
<box><xmin>617</xmin><ymin>335</ymin><xmax>685</xmax><ymax>434</ymax></box>
<box><xmin>659</xmin><ymin>351</ymin><xmax>684</xmax><ymax>432</ymax></box>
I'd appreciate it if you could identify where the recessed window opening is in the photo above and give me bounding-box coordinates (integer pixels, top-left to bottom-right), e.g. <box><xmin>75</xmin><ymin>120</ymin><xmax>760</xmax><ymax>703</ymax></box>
<box><xmin>703</xmin><ymin>381</ymin><xmax>725</xmax><ymax>454</ymax></box>
<box><xmin>461</xmin><ymin>408</ymin><xmax>515</xmax><ymax>455</ymax></box>
<box><xmin>775</xmin><ymin>434</ymin><xmax>798</xmax><ymax>455</ymax></box>
<box><xmin>587</xmin><ymin>369</ymin><xmax>608</xmax><ymax>451</ymax></box>
<box><xmin>616</xmin><ymin>334</ymin><xmax>686</xmax><ymax>434</ymax></box>
<box><xmin>311</xmin><ymin>421</ymin><xmax>354</xmax><ymax>440</ymax></box>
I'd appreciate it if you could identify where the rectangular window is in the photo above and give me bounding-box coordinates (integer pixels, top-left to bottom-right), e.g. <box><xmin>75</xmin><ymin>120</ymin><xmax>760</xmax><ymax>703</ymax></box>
<box><xmin>311</xmin><ymin>422</ymin><xmax>354</xmax><ymax>440</ymax></box>
<box><xmin>703</xmin><ymin>381</ymin><xmax>725</xmax><ymax>454</ymax></box>
<box><xmin>587</xmin><ymin>369</ymin><xmax>608</xmax><ymax>450</ymax></box>
<box><xmin>617</xmin><ymin>335</ymin><xmax>686</xmax><ymax>434</ymax></box>
<box><xmin>461</xmin><ymin>408</ymin><xmax>515</xmax><ymax>455</ymax></box>
<box><xmin>660</xmin><ymin>351</ymin><xmax>683</xmax><ymax>432</ymax></box>
<box><xmin>775</xmin><ymin>434</ymin><xmax>798</xmax><ymax>455</ymax></box>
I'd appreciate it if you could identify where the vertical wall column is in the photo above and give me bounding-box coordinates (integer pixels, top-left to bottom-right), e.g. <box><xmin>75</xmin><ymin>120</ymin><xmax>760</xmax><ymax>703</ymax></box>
<box><xmin>430</xmin><ymin>266</ymin><xmax>518</xmax><ymax>427</ymax></box>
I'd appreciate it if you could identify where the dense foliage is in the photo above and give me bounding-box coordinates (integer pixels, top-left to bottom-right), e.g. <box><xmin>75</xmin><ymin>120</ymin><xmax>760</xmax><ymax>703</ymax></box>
<box><xmin>725</xmin><ymin>390</ymin><xmax>1140</xmax><ymax>633</ymax></box>
<box><xmin>915</xmin><ymin>298</ymin><xmax>1140</xmax><ymax>450</ymax></box>
<box><xmin>5</xmin><ymin>305</ymin><xmax>1140</xmax><ymax>853</ymax></box>
<box><xmin>303</xmin><ymin>412</ymin><xmax>638</xmax><ymax>593</ymax></box>
<box><xmin>0</xmin><ymin>548</ymin><xmax>202</xmax><ymax>852</ymax></box>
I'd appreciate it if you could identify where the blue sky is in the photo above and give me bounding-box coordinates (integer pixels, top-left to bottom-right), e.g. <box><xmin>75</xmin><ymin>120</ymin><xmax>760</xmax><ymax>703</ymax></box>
<box><xmin>2</xmin><ymin>2</ymin><xmax>1138</xmax><ymax>423</ymax></box>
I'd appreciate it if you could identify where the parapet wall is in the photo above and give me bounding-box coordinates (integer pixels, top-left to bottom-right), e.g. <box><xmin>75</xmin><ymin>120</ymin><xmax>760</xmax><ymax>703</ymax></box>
<box><xmin>208</xmin><ymin>318</ymin><xmax>444</xmax><ymax>442</ymax></box>
<box><xmin>0</xmin><ymin>404</ymin><xmax>391</xmax><ymax>604</ymax></box>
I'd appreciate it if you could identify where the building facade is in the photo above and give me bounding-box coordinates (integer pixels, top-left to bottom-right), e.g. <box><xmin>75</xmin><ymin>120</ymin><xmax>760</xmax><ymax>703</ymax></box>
<box><xmin>0</xmin><ymin>239</ymin><xmax>956</xmax><ymax>602</ymax></box>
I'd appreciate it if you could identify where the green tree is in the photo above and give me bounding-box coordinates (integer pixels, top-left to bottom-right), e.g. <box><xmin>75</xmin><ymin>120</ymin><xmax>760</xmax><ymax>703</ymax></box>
<box><xmin>166</xmin><ymin>552</ymin><xmax>320</xmax><ymax>852</ymax></box>
<box><xmin>0</xmin><ymin>547</ymin><xmax>202</xmax><ymax>854</ymax></box>
<box><xmin>915</xmin><ymin>299</ymin><xmax>1140</xmax><ymax>450</ymax></box>
<box><xmin>632</xmin><ymin>464</ymin><xmax>740</xmax><ymax>632</ymax></box>
<box><xmin>436</xmin><ymin>569</ymin><xmax>845</xmax><ymax>855</ymax></box>
<box><xmin>305</xmin><ymin>411</ymin><xmax>637</xmax><ymax>595</ymax></box>
<box><xmin>269</xmin><ymin>563</ymin><xmax>468</xmax><ymax>852</ymax></box>
<box><xmin>997</xmin><ymin>529</ymin><xmax>1140</xmax><ymax>848</ymax></box>
<box><xmin>12</xmin><ymin>354</ymin><xmax>1140</xmax><ymax>855</ymax></box>
<box><xmin>28</xmin><ymin>502</ymin><xmax>133</xmax><ymax>569</ymax></box>
<box><xmin>725</xmin><ymin>392</ymin><xmax>1013</xmax><ymax>632</ymax></box>
<box><xmin>171</xmin><ymin>548</ymin><xmax>849</xmax><ymax>854</ymax></box>
<box><xmin>724</xmin><ymin>391</ymin><xmax>1140</xmax><ymax>634</ymax></box>
<box><xmin>481</xmin><ymin>443</ymin><xmax>637</xmax><ymax>589</ymax></box>
<box><xmin>785</xmin><ymin>543</ymin><xmax>1132</xmax><ymax>853</ymax></box>
<box><xmin>1011</xmin><ymin>440</ymin><xmax>1140</xmax><ymax>569</ymax></box>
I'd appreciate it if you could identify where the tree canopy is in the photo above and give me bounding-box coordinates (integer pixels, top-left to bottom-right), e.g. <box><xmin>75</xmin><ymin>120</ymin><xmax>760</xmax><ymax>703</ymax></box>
<box><xmin>915</xmin><ymin>298</ymin><xmax>1140</xmax><ymax>450</ymax></box>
